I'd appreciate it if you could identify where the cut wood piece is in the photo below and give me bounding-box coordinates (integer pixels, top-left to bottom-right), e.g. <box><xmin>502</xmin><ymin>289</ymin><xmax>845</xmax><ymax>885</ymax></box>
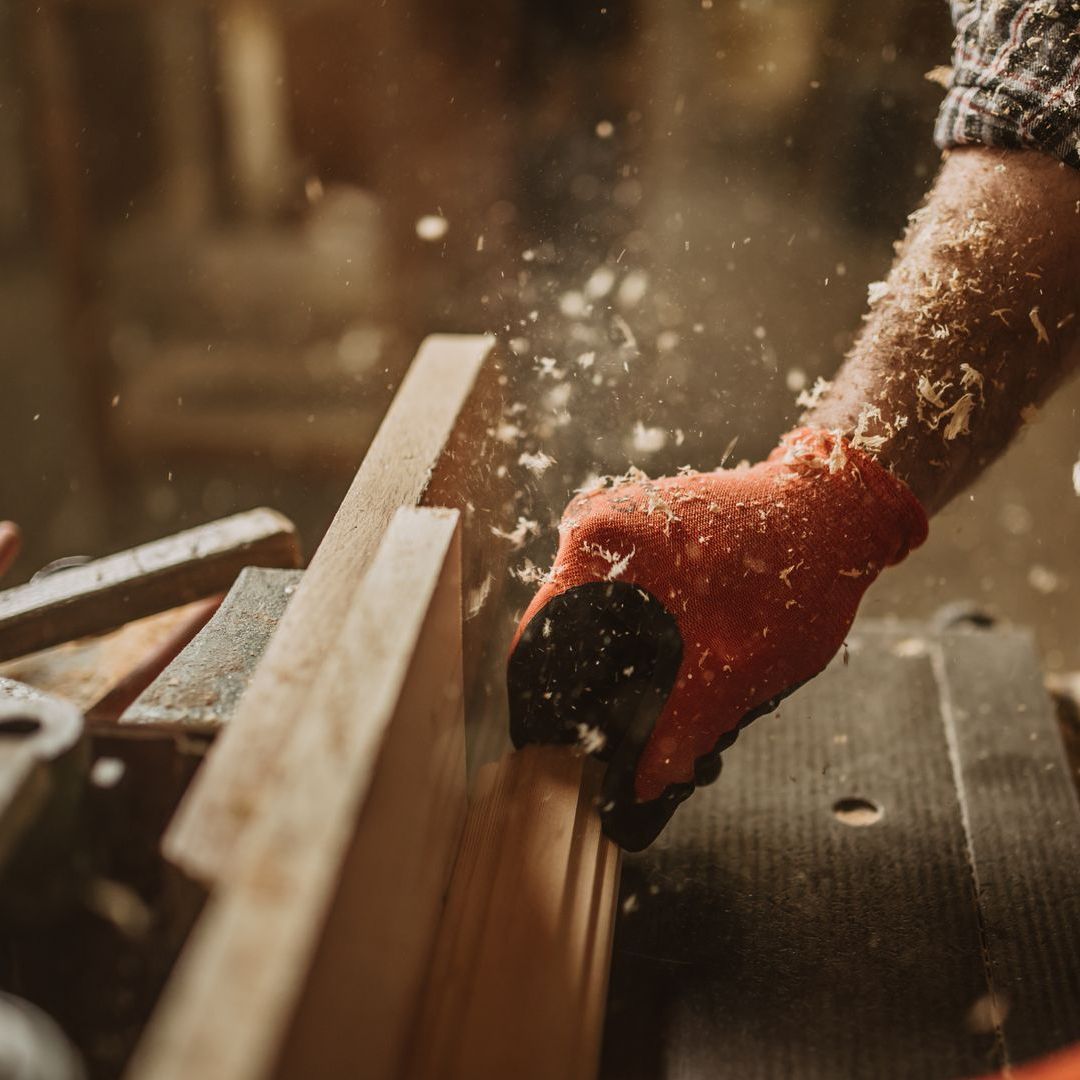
<box><xmin>120</xmin><ymin>567</ymin><xmax>303</xmax><ymax>734</ymax></box>
<box><xmin>164</xmin><ymin>333</ymin><xmax>508</xmax><ymax>888</ymax></box>
<box><xmin>0</xmin><ymin>508</ymin><xmax>300</xmax><ymax>662</ymax></box>
<box><xmin>0</xmin><ymin>599</ymin><xmax>218</xmax><ymax>718</ymax></box>
<box><xmin>406</xmin><ymin>745</ymin><xmax>621</xmax><ymax>1080</ymax></box>
<box><xmin>128</xmin><ymin>507</ymin><xmax>466</xmax><ymax>1080</ymax></box>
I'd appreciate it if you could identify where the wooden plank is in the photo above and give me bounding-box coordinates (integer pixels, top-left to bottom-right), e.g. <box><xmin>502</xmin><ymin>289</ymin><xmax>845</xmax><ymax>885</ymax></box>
<box><xmin>164</xmin><ymin>333</ymin><xmax>505</xmax><ymax>887</ymax></box>
<box><xmin>128</xmin><ymin>507</ymin><xmax>466</xmax><ymax>1080</ymax></box>
<box><xmin>599</xmin><ymin>623</ymin><xmax>1080</xmax><ymax>1078</ymax></box>
<box><xmin>0</xmin><ymin>509</ymin><xmax>300</xmax><ymax>662</ymax></box>
<box><xmin>120</xmin><ymin>567</ymin><xmax>302</xmax><ymax>734</ymax></box>
<box><xmin>934</xmin><ymin>627</ymin><xmax>1080</xmax><ymax>1069</ymax></box>
<box><xmin>84</xmin><ymin>598</ymin><xmax>222</xmax><ymax>724</ymax></box>
<box><xmin>406</xmin><ymin>746</ymin><xmax>621</xmax><ymax>1080</ymax></box>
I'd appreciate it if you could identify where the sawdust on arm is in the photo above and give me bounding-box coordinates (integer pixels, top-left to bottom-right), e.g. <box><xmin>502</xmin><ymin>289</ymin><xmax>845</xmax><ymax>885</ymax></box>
<box><xmin>803</xmin><ymin>146</ymin><xmax>1080</xmax><ymax>516</ymax></box>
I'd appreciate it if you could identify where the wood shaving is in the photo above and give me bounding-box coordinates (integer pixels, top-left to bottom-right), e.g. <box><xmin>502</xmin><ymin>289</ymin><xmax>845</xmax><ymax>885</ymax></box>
<box><xmin>465</xmin><ymin>573</ymin><xmax>493</xmax><ymax>619</ymax></box>
<box><xmin>1029</xmin><ymin>306</ymin><xmax>1051</xmax><ymax>345</ymax></box>
<box><xmin>576</xmin><ymin>723</ymin><xmax>607</xmax><ymax>754</ymax></box>
<box><xmin>778</xmin><ymin>430</ymin><xmax>848</xmax><ymax>474</ymax></box>
<box><xmin>924</xmin><ymin>65</ymin><xmax>953</xmax><ymax>87</ymax></box>
<box><xmin>867</xmin><ymin>280</ymin><xmax>890</xmax><ymax>306</ymax></box>
<box><xmin>719</xmin><ymin>435</ymin><xmax>740</xmax><ymax>467</ymax></box>
<box><xmin>581</xmin><ymin>541</ymin><xmax>636</xmax><ymax>581</ymax></box>
<box><xmin>576</xmin><ymin>465</ymin><xmax>650</xmax><ymax>495</ymax></box>
<box><xmin>640</xmin><ymin>486</ymin><xmax>680</xmax><ymax>532</ymax></box>
<box><xmin>490</xmin><ymin>517</ymin><xmax>540</xmax><ymax>549</ymax></box>
<box><xmin>796</xmin><ymin>376</ymin><xmax>832</xmax><ymax>409</ymax></box>
<box><xmin>959</xmin><ymin>363</ymin><xmax>985</xmax><ymax>401</ymax></box>
<box><xmin>778</xmin><ymin>564</ymin><xmax>798</xmax><ymax>588</ymax></box>
<box><xmin>850</xmin><ymin>405</ymin><xmax>890</xmax><ymax>453</ymax></box>
<box><xmin>511</xmin><ymin>559</ymin><xmax>549</xmax><ymax>585</ymax></box>
<box><xmin>518</xmin><ymin>450</ymin><xmax>556</xmax><ymax>475</ymax></box>
<box><xmin>916</xmin><ymin>374</ymin><xmax>976</xmax><ymax>439</ymax></box>
<box><xmin>941</xmin><ymin>393</ymin><xmax>975</xmax><ymax>440</ymax></box>
<box><xmin>825</xmin><ymin>436</ymin><xmax>849</xmax><ymax>472</ymax></box>
<box><xmin>917</xmin><ymin>375</ymin><xmax>949</xmax><ymax>410</ymax></box>
<box><xmin>612</xmin><ymin>314</ymin><xmax>639</xmax><ymax>353</ymax></box>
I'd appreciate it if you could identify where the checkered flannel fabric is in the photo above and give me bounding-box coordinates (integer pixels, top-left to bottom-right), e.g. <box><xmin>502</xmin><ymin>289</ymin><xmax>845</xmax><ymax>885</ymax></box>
<box><xmin>936</xmin><ymin>0</ymin><xmax>1080</xmax><ymax>167</ymax></box>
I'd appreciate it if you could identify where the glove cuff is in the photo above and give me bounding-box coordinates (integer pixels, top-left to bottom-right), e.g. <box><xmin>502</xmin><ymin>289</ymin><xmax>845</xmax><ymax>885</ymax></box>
<box><xmin>770</xmin><ymin>427</ymin><xmax>929</xmax><ymax>567</ymax></box>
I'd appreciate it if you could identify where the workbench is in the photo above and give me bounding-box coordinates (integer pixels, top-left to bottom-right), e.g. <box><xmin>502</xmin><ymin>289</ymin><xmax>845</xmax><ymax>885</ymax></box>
<box><xmin>602</xmin><ymin>620</ymin><xmax>1080</xmax><ymax>1078</ymax></box>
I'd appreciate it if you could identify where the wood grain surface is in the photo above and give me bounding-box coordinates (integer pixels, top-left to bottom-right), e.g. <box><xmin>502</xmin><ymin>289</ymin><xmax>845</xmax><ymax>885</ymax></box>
<box><xmin>0</xmin><ymin>508</ymin><xmax>299</xmax><ymax>662</ymax></box>
<box><xmin>120</xmin><ymin>567</ymin><xmax>303</xmax><ymax>734</ymax></box>
<box><xmin>406</xmin><ymin>745</ymin><xmax>621</xmax><ymax>1080</ymax></box>
<box><xmin>128</xmin><ymin>508</ymin><xmax>466</xmax><ymax>1080</ymax></box>
<box><xmin>163</xmin><ymin>334</ymin><xmax>503</xmax><ymax>888</ymax></box>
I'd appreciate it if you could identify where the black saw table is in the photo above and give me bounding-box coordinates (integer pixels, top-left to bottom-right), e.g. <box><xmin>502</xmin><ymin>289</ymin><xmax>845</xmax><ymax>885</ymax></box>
<box><xmin>601</xmin><ymin>620</ymin><xmax>1080</xmax><ymax>1080</ymax></box>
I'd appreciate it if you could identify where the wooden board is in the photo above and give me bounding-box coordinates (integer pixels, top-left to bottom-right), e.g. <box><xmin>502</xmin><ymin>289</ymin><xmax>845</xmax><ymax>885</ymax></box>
<box><xmin>120</xmin><ymin>567</ymin><xmax>303</xmax><ymax>734</ymax></box>
<box><xmin>0</xmin><ymin>599</ymin><xmax>217</xmax><ymax>719</ymax></box>
<box><xmin>128</xmin><ymin>507</ymin><xmax>466</xmax><ymax>1080</ymax></box>
<box><xmin>600</xmin><ymin>622</ymin><xmax>1080</xmax><ymax>1079</ymax></box>
<box><xmin>406</xmin><ymin>746</ymin><xmax>621</xmax><ymax>1080</ymax></box>
<box><xmin>0</xmin><ymin>508</ymin><xmax>300</xmax><ymax>662</ymax></box>
<box><xmin>164</xmin><ymin>333</ymin><xmax>506</xmax><ymax>887</ymax></box>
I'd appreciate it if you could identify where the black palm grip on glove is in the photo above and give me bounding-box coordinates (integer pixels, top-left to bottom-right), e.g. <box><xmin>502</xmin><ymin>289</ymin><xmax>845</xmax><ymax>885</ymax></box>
<box><xmin>507</xmin><ymin>581</ymin><xmax>809</xmax><ymax>850</ymax></box>
<box><xmin>507</xmin><ymin>581</ymin><xmax>688</xmax><ymax>850</ymax></box>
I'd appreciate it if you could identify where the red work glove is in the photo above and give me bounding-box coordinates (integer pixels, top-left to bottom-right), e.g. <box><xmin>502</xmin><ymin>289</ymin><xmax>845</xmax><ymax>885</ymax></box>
<box><xmin>507</xmin><ymin>428</ymin><xmax>927</xmax><ymax>849</ymax></box>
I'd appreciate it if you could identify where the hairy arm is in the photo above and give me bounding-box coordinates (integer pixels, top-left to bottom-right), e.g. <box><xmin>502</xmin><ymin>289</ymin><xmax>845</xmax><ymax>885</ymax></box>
<box><xmin>803</xmin><ymin>147</ymin><xmax>1080</xmax><ymax>515</ymax></box>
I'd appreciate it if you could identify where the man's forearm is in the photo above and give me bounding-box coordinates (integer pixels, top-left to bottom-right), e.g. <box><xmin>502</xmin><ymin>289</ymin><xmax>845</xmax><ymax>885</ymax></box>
<box><xmin>803</xmin><ymin>147</ymin><xmax>1080</xmax><ymax>515</ymax></box>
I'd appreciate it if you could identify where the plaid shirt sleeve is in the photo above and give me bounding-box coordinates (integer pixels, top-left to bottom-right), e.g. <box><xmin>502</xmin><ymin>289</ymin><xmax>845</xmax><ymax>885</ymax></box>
<box><xmin>935</xmin><ymin>0</ymin><xmax>1080</xmax><ymax>168</ymax></box>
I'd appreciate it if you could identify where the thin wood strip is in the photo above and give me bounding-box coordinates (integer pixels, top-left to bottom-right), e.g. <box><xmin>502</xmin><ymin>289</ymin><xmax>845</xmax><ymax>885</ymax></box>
<box><xmin>406</xmin><ymin>745</ymin><xmax>621</xmax><ymax>1080</ymax></box>
<box><xmin>128</xmin><ymin>507</ymin><xmax>466</xmax><ymax>1080</ymax></box>
<box><xmin>0</xmin><ymin>508</ymin><xmax>300</xmax><ymax>662</ymax></box>
<box><xmin>163</xmin><ymin>333</ymin><xmax>499</xmax><ymax>887</ymax></box>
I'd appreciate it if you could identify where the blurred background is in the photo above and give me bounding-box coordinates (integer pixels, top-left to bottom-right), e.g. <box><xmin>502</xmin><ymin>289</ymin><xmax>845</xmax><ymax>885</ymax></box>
<box><xmin>0</xmin><ymin>0</ymin><xmax>1077</xmax><ymax>669</ymax></box>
